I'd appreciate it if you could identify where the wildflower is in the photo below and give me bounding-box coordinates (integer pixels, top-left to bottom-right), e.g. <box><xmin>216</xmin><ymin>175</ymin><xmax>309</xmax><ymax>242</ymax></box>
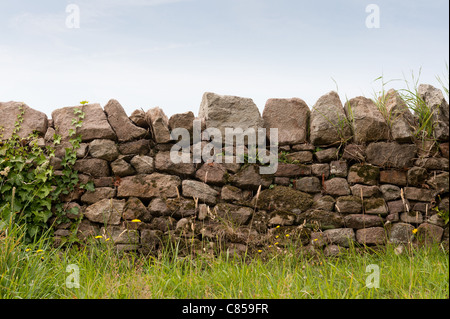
<box><xmin>25</xmin><ymin>248</ymin><xmax>31</xmax><ymax>252</ymax></box>
<box><xmin>275</xmin><ymin>235</ymin><xmax>279</xmax><ymax>239</ymax></box>
<box><xmin>313</xmin><ymin>238</ymin><xmax>318</xmax><ymax>242</ymax></box>
<box><xmin>268</xmin><ymin>245</ymin><xmax>272</xmax><ymax>248</ymax></box>
<box><xmin>131</xmin><ymin>219</ymin><xmax>141</xmax><ymax>223</ymax></box>
<box><xmin>105</xmin><ymin>238</ymin><xmax>110</xmax><ymax>241</ymax></box>
<box><xmin>412</xmin><ymin>228</ymin><xmax>418</xmax><ymax>234</ymax></box>
<box><xmin>40</xmin><ymin>257</ymin><xmax>44</xmax><ymax>261</ymax></box>
<box><xmin>276</xmin><ymin>225</ymin><xmax>280</xmax><ymax>228</ymax></box>
<box><xmin>36</xmin><ymin>249</ymin><xmax>44</xmax><ymax>253</ymax></box>
<box><xmin>257</xmin><ymin>250</ymin><xmax>262</xmax><ymax>253</ymax></box>
<box><xmin>274</xmin><ymin>242</ymin><xmax>279</xmax><ymax>245</ymax></box>
<box><xmin>285</xmin><ymin>234</ymin><xmax>290</xmax><ymax>237</ymax></box>
<box><xmin>94</xmin><ymin>235</ymin><xmax>103</xmax><ymax>239</ymax></box>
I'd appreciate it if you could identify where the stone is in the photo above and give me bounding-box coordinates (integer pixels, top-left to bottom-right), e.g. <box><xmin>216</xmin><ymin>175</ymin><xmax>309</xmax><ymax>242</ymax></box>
<box><xmin>388</xmin><ymin>222</ymin><xmax>415</xmax><ymax>243</ymax></box>
<box><xmin>74</xmin><ymin>158</ymin><xmax>110</xmax><ymax>178</ymax></box>
<box><xmin>384</xmin><ymin>89</ymin><xmax>415</xmax><ymax>143</ymax></box>
<box><xmin>341</xmin><ymin>144</ymin><xmax>366</xmax><ymax>162</ymax></box>
<box><xmin>52</xmin><ymin>103</ymin><xmax>116</xmax><ymax>142</ymax></box>
<box><xmin>312</xmin><ymin>195</ymin><xmax>335</xmax><ymax>211</ymax></box>
<box><xmin>284</xmin><ymin>151</ymin><xmax>313</xmax><ymax>163</ymax></box>
<box><xmin>330</xmin><ymin>161</ymin><xmax>348</xmax><ymax>177</ymax></box>
<box><xmin>379</xmin><ymin>170</ymin><xmax>407</xmax><ymax>186</ymax></box>
<box><xmin>335</xmin><ymin>196</ymin><xmax>362</xmax><ymax>214</ymax></box>
<box><xmin>168</xmin><ymin>111</ymin><xmax>195</xmax><ymax>134</ymax></box>
<box><xmin>76</xmin><ymin>219</ymin><xmax>100</xmax><ymax>240</ymax></box>
<box><xmin>117</xmin><ymin>173</ymin><xmax>181</xmax><ymax>200</ymax></box>
<box><xmin>89</xmin><ymin>139</ymin><xmax>119</xmax><ymax>161</ymax></box>
<box><xmin>214</xmin><ymin>203</ymin><xmax>253</xmax><ymax>226</ymax></box>
<box><xmin>221</xmin><ymin>185</ymin><xmax>246</xmax><ymax>202</ymax></box>
<box><xmin>84</xmin><ymin>198</ymin><xmax>125</xmax><ymax>225</ymax></box>
<box><xmin>347</xmin><ymin>164</ymin><xmax>379</xmax><ymax>186</ymax></box>
<box><xmin>80</xmin><ymin>187</ymin><xmax>116</xmax><ymax>205</ymax></box>
<box><xmin>314</xmin><ymin>148</ymin><xmax>338</xmax><ymax>162</ymax></box>
<box><xmin>129</xmin><ymin>109</ymin><xmax>149</xmax><ymax>129</ymax></box>
<box><xmin>195</xmin><ymin>163</ymin><xmax>227</xmax><ymax>185</ymax></box>
<box><xmin>111</xmin><ymin>158</ymin><xmax>136</xmax><ymax>177</ymax></box>
<box><xmin>426</xmin><ymin>172</ymin><xmax>449</xmax><ymax>194</ymax></box>
<box><xmin>148</xmin><ymin>198</ymin><xmax>171</xmax><ymax>216</ymax></box>
<box><xmin>118</xmin><ymin>139</ymin><xmax>151</xmax><ymax>155</ymax></box>
<box><xmin>418</xmin><ymin>84</ymin><xmax>449</xmax><ymax>141</ymax></box>
<box><xmin>199</xmin><ymin>92</ymin><xmax>263</xmax><ymax>142</ymax></box>
<box><xmin>350</xmin><ymin>184</ymin><xmax>381</xmax><ymax>198</ymax></box>
<box><xmin>387</xmin><ymin>200</ymin><xmax>409</xmax><ymax>214</ymax></box>
<box><xmin>297</xmin><ymin>209</ymin><xmax>344</xmax><ymax>230</ymax></box>
<box><xmin>407</xmin><ymin>167</ymin><xmax>427</xmax><ymax>186</ymax></box>
<box><xmin>323</xmin><ymin>228</ymin><xmax>355</xmax><ymax>247</ymax></box>
<box><xmin>404</xmin><ymin>187</ymin><xmax>436</xmax><ymax>202</ymax></box>
<box><xmin>130</xmin><ymin>155</ymin><xmax>154</xmax><ymax>174</ymax></box>
<box><xmin>155</xmin><ymin>151</ymin><xmax>195</xmax><ymax>177</ymax></box>
<box><xmin>292</xmin><ymin>143</ymin><xmax>315</xmax><ymax>151</ymax></box>
<box><xmin>324</xmin><ymin>245</ymin><xmax>344</xmax><ymax>257</ymax></box>
<box><xmin>165</xmin><ymin>198</ymin><xmax>197</xmax><ymax>219</ymax></box>
<box><xmin>310</xmin><ymin>91</ymin><xmax>352</xmax><ymax>146</ymax></box>
<box><xmin>400</xmin><ymin>211</ymin><xmax>423</xmax><ymax>224</ymax></box>
<box><xmin>63</xmin><ymin>202</ymin><xmax>83</xmax><ymax>219</ymax></box>
<box><xmin>311</xmin><ymin>163</ymin><xmax>330</xmax><ymax>179</ymax></box>
<box><xmin>0</xmin><ymin>101</ymin><xmax>48</xmax><ymax>140</ymax></box>
<box><xmin>182</xmin><ymin>180</ymin><xmax>219</xmax><ymax>205</ymax></box>
<box><xmin>145</xmin><ymin>107</ymin><xmax>171</xmax><ymax>143</ymax></box>
<box><xmin>364</xmin><ymin>198</ymin><xmax>388</xmax><ymax>216</ymax></box>
<box><xmin>417</xmin><ymin>223</ymin><xmax>444</xmax><ymax>244</ymax></box>
<box><xmin>311</xmin><ymin>232</ymin><xmax>327</xmax><ymax>247</ymax></box>
<box><xmin>356</xmin><ymin>227</ymin><xmax>386</xmax><ymax>245</ymax></box>
<box><xmin>262</xmin><ymin>97</ymin><xmax>309</xmax><ymax>145</ymax></box>
<box><xmin>104</xmin><ymin>99</ymin><xmax>148</xmax><ymax>142</ymax></box>
<box><xmin>295</xmin><ymin>177</ymin><xmax>321</xmax><ymax>193</ymax></box>
<box><xmin>414</xmin><ymin>157</ymin><xmax>449</xmax><ymax>171</ymax></box>
<box><xmin>323</xmin><ymin>178</ymin><xmax>351</xmax><ymax>196</ymax></box>
<box><xmin>344</xmin><ymin>214</ymin><xmax>384</xmax><ymax>229</ymax></box>
<box><xmin>140</xmin><ymin>229</ymin><xmax>162</xmax><ymax>253</ymax></box>
<box><xmin>440</xmin><ymin>142</ymin><xmax>449</xmax><ymax>158</ymax></box>
<box><xmin>256</xmin><ymin>186</ymin><xmax>313</xmax><ymax>212</ymax></box>
<box><xmin>426</xmin><ymin>214</ymin><xmax>446</xmax><ymax>227</ymax></box>
<box><xmin>231</xmin><ymin>164</ymin><xmax>273</xmax><ymax>190</ymax></box>
<box><xmin>274</xmin><ymin>163</ymin><xmax>311</xmax><ymax>177</ymax></box>
<box><xmin>267</xmin><ymin>210</ymin><xmax>297</xmax><ymax>227</ymax></box>
<box><xmin>366</xmin><ymin>142</ymin><xmax>417</xmax><ymax>169</ymax></box>
<box><xmin>102</xmin><ymin>226</ymin><xmax>139</xmax><ymax>245</ymax></box>
<box><xmin>123</xmin><ymin>197</ymin><xmax>149</xmax><ymax>221</ymax></box>
<box><xmin>380</xmin><ymin>184</ymin><xmax>401</xmax><ymax>201</ymax></box>
<box><xmin>345</xmin><ymin>96</ymin><xmax>389</xmax><ymax>143</ymax></box>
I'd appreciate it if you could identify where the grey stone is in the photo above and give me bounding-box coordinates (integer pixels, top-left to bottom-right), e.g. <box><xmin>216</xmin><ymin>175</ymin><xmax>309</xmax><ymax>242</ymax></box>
<box><xmin>89</xmin><ymin>139</ymin><xmax>119</xmax><ymax>161</ymax></box>
<box><xmin>335</xmin><ymin>196</ymin><xmax>362</xmax><ymax>214</ymax></box>
<box><xmin>388</xmin><ymin>222</ymin><xmax>415</xmax><ymax>243</ymax></box>
<box><xmin>366</xmin><ymin>142</ymin><xmax>417</xmax><ymax>168</ymax></box>
<box><xmin>380</xmin><ymin>184</ymin><xmax>401</xmax><ymax>201</ymax></box>
<box><xmin>117</xmin><ymin>173</ymin><xmax>181</xmax><ymax>200</ymax></box>
<box><xmin>295</xmin><ymin>176</ymin><xmax>321</xmax><ymax>193</ymax></box>
<box><xmin>84</xmin><ymin>199</ymin><xmax>125</xmax><ymax>225</ymax></box>
<box><xmin>323</xmin><ymin>178</ymin><xmax>351</xmax><ymax>196</ymax></box>
<box><xmin>111</xmin><ymin>158</ymin><xmax>136</xmax><ymax>177</ymax></box>
<box><xmin>356</xmin><ymin>227</ymin><xmax>386</xmax><ymax>245</ymax></box>
<box><xmin>182</xmin><ymin>180</ymin><xmax>219</xmax><ymax>205</ymax></box>
<box><xmin>384</xmin><ymin>89</ymin><xmax>415</xmax><ymax>143</ymax></box>
<box><xmin>145</xmin><ymin>107</ymin><xmax>171</xmax><ymax>143</ymax></box>
<box><xmin>323</xmin><ymin>228</ymin><xmax>355</xmax><ymax>247</ymax></box>
<box><xmin>80</xmin><ymin>187</ymin><xmax>116</xmax><ymax>205</ymax></box>
<box><xmin>130</xmin><ymin>155</ymin><xmax>155</xmax><ymax>174</ymax></box>
<box><xmin>418</xmin><ymin>84</ymin><xmax>449</xmax><ymax>141</ymax></box>
<box><xmin>344</xmin><ymin>214</ymin><xmax>384</xmax><ymax>229</ymax></box>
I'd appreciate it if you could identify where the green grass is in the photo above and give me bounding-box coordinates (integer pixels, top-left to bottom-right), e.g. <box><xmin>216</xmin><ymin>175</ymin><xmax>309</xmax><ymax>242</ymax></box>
<box><xmin>1</xmin><ymin>221</ymin><xmax>448</xmax><ymax>299</ymax></box>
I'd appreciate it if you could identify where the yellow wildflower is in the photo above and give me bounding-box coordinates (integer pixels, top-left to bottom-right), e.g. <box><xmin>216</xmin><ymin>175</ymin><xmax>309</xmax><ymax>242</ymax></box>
<box><xmin>25</xmin><ymin>248</ymin><xmax>31</xmax><ymax>252</ymax></box>
<box><xmin>94</xmin><ymin>235</ymin><xmax>103</xmax><ymax>239</ymax></box>
<box><xmin>276</xmin><ymin>225</ymin><xmax>280</xmax><ymax>228</ymax></box>
<box><xmin>275</xmin><ymin>235</ymin><xmax>279</xmax><ymax>239</ymax></box>
<box><xmin>274</xmin><ymin>242</ymin><xmax>279</xmax><ymax>245</ymax></box>
<box><xmin>131</xmin><ymin>219</ymin><xmax>142</xmax><ymax>223</ymax></box>
<box><xmin>412</xmin><ymin>228</ymin><xmax>418</xmax><ymax>234</ymax></box>
<box><xmin>36</xmin><ymin>249</ymin><xmax>44</xmax><ymax>253</ymax></box>
<box><xmin>313</xmin><ymin>238</ymin><xmax>318</xmax><ymax>242</ymax></box>
<box><xmin>105</xmin><ymin>238</ymin><xmax>110</xmax><ymax>241</ymax></box>
<box><xmin>257</xmin><ymin>250</ymin><xmax>262</xmax><ymax>253</ymax></box>
<box><xmin>285</xmin><ymin>234</ymin><xmax>290</xmax><ymax>237</ymax></box>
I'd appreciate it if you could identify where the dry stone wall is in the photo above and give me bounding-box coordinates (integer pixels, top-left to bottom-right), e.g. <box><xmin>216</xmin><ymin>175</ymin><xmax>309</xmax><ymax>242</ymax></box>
<box><xmin>1</xmin><ymin>85</ymin><xmax>449</xmax><ymax>256</ymax></box>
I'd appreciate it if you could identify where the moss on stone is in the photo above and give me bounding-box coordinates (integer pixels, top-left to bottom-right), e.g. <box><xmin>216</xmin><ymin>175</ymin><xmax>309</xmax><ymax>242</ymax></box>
<box><xmin>355</xmin><ymin>164</ymin><xmax>379</xmax><ymax>183</ymax></box>
<box><xmin>257</xmin><ymin>185</ymin><xmax>313</xmax><ymax>212</ymax></box>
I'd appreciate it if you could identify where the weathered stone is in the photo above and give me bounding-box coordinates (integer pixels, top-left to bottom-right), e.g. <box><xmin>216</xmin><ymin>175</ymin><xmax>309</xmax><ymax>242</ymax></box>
<box><xmin>426</xmin><ymin>214</ymin><xmax>446</xmax><ymax>227</ymax></box>
<box><xmin>324</xmin><ymin>178</ymin><xmax>351</xmax><ymax>196</ymax></box>
<box><xmin>74</xmin><ymin>158</ymin><xmax>110</xmax><ymax>178</ymax></box>
<box><xmin>380</xmin><ymin>184</ymin><xmax>401</xmax><ymax>201</ymax></box>
<box><xmin>104</xmin><ymin>99</ymin><xmax>148</xmax><ymax>142</ymax></box>
<box><xmin>411</xmin><ymin>202</ymin><xmax>431</xmax><ymax>213</ymax></box>
<box><xmin>323</xmin><ymin>228</ymin><xmax>355</xmax><ymax>247</ymax></box>
<box><xmin>129</xmin><ymin>109</ymin><xmax>149</xmax><ymax>129</ymax></box>
<box><xmin>182</xmin><ymin>180</ymin><xmax>219</xmax><ymax>205</ymax></box>
<box><xmin>274</xmin><ymin>163</ymin><xmax>311</xmax><ymax>177</ymax></box>
<box><xmin>379</xmin><ymin>170</ymin><xmax>407</xmax><ymax>186</ymax></box>
<box><xmin>311</xmin><ymin>163</ymin><xmax>330</xmax><ymax>179</ymax></box>
<box><xmin>311</xmin><ymin>232</ymin><xmax>327</xmax><ymax>247</ymax></box>
<box><xmin>140</xmin><ymin>229</ymin><xmax>163</xmax><ymax>253</ymax></box>
<box><xmin>297</xmin><ymin>209</ymin><xmax>344</xmax><ymax>230</ymax></box>
<box><xmin>148</xmin><ymin>197</ymin><xmax>171</xmax><ymax>216</ymax></box>
<box><xmin>168</xmin><ymin>111</ymin><xmax>195</xmax><ymax>134</ymax></box>
<box><xmin>407</xmin><ymin>166</ymin><xmax>428</xmax><ymax>186</ymax></box>
<box><xmin>262</xmin><ymin>98</ymin><xmax>309</xmax><ymax>145</ymax></box>
<box><xmin>386</xmin><ymin>213</ymin><xmax>399</xmax><ymax>223</ymax></box>
<box><xmin>291</xmin><ymin>143</ymin><xmax>315</xmax><ymax>151</ymax></box>
<box><xmin>155</xmin><ymin>151</ymin><xmax>195</xmax><ymax>177</ymax></box>
<box><xmin>310</xmin><ymin>91</ymin><xmax>352</xmax><ymax>146</ymax></box>
<box><xmin>400</xmin><ymin>211</ymin><xmax>423</xmax><ymax>224</ymax></box>
<box><xmin>295</xmin><ymin>176</ymin><xmax>321</xmax><ymax>193</ymax></box>
<box><xmin>312</xmin><ymin>195</ymin><xmax>335</xmax><ymax>211</ymax></box>
<box><xmin>63</xmin><ymin>202</ymin><xmax>83</xmax><ymax>219</ymax></box>
<box><xmin>335</xmin><ymin>196</ymin><xmax>362</xmax><ymax>214</ymax></box>
<box><xmin>256</xmin><ymin>186</ymin><xmax>313</xmax><ymax>212</ymax></box>
<box><xmin>387</xmin><ymin>200</ymin><xmax>409</xmax><ymax>214</ymax></box>
<box><xmin>341</xmin><ymin>144</ymin><xmax>366</xmax><ymax>162</ymax></box>
<box><xmin>364</xmin><ymin>198</ymin><xmax>388</xmax><ymax>216</ymax></box>
<box><xmin>118</xmin><ymin>139</ymin><xmax>151</xmax><ymax>155</ymax></box>
<box><xmin>123</xmin><ymin>197</ymin><xmax>149</xmax><ymax>221</ymax></box>
<box><xmin>89</xmin><ymin>139</ymin><xmax>119</xmax><ymax>161</ymax></box>
<box><xmin>350</xmin><ymin>184</ymin><xmax>381</xmax><ymax>198</ymax></box>
<box><xmin>356</xmin><ymin>227</ymin><xmax>386</xmax><ymax>245</ymax></box>
<box><xmin>440</xmin><ymin>142</ymin><xmax>449</xmax><ymax>158</ymax></box>
<box><xmin>324</xmin><ymin>244</ymin><xmax>344</xmax><ymax>257</ymax></box>
<box><xmin>388</xmin><ymin>222</ymin><xmax>415</xmax><ymax>243</ymax></box>
<box><xmin>414</xmin><ymin>157</ymin><xmax>449</xmax><ymax>171</ymax></box>
<box><xmin>111</xmin><ymin>158</ymin><xmax>136</xmax><ymax>177</ymax></box>
<box><xmin>426</xmin><ymin>172</ymin><xmax>449</xmax><ymax>194</ymax></box>
<box><xmin>166</xmin><ymin>198</ymin><xmax>197</xmax><ymax>219</ymax></box>
<box><xmin>145</xmin><ymin>107</ymin><xmax>171</xmax><ymax>143</ymax></box>
<box><xmin>195</xmin><ymin>163</ymin><xmax>227</xmax><ymax>185</ymax></box>
<box><xmin>404</xmin><ymin>187</ymin><xmax>436</xmax><ymax>202</ymax></box>
<box><xmin>76</xmin><ymin>219</ymin><xmax>100</xmax><ymax>240</ymax></box>
<box><xmin>214</xmin><ymin>203</ymin><xmax>253</xmax><ymax>226</ymax></box>
<box><xmin>285</xmin><ymin>151</ymin><xmax>313</xmax><ymax>163</ymax></box>
<box><xmin>130</xmin><ymin>155</ymin><xmax>154</xmax><ymax>174</ymax></box>
<box><xmin>0</xmin><ymin>101</ymin><xmax>48</xmax><ymax>140</ymax></box>
<box><xmin>267</xmin><ymin>210</ymin><xmax>297</xmax><ymax>226</ymax></box>
<box><xmin>315</xmin><ymin>148</ymin><xmax>338</xmax><ymax>162</ymax></box>
<box><xmin>199</xmin><ymin>92</ymin><xmax>263</xmax><ymax>143</ymax></box>
<box><xmin>344</xmin><ymin>214</ymin><xmax>384</xmax><ymax>229</ymax></box>
<box><xmin>221</xmin><ymin>185</ymin><xmax>246</xmax><ymax>202</ymax></box>
<box><xmin>417</xmin><ymin>223</ymin><xmax>444</xmax><ymax>244</ymax></box>
<box><xmin>418</xmin><ymin>84</ymin><xmax>449</xmax><ymax>141</ymax></box>
<box><xmin>80</xmin><ymin>187</ymin><xmax>116</xmax><ymax>205</ymax></box>
<box><xmin>52</xmin><ymin>103</ymin><xmax>116</xmax><ymax>142</ymax></box>
<box><xmin>366</xmin><ymin>142</ymin><xmax>417</xmax><ymax>169</ymax></box>
<box><xmin>384</xmin><ymin>89</ymin><xmax>415</xmax><ymax>143</ymax></box>
<box><xmin>330</xmin><ymin>161</ymin><xmax>348</xmax><ymax>177</ymax></box>
<box><xmin>231</xmin><ymin>164</ymin><xmax>273</xmax><ymax>190</ymax></box>
<box><xmin>84</xmin><ymin>199</ymin><xmax>125</xmax><ymax>225</ymax></box>
<box><xmin>102</xmin><ymin>226</ymin><xmax>140</xmax><ymax>245</ymax></box>
<box><xmin>345</xmin><ymin>96</ymin><xmax>389</xmax><ymax>143</ymax></box>
<box><xmin>347</xmin><ymin>164</ymin><xmax>379</xmax><ymax>186</ymax></box>
<box><xmin>117</xmin><ymin>173</ymin><xmax>181</xmax><ymax>200</ymax></box>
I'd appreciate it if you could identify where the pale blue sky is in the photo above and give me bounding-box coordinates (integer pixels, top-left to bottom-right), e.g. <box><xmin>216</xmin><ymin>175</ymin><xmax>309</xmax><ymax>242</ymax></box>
<box><xmin>0</xmin><ymin>0</ymin><xmax>448</xmax><ymax>117</ymax></box>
